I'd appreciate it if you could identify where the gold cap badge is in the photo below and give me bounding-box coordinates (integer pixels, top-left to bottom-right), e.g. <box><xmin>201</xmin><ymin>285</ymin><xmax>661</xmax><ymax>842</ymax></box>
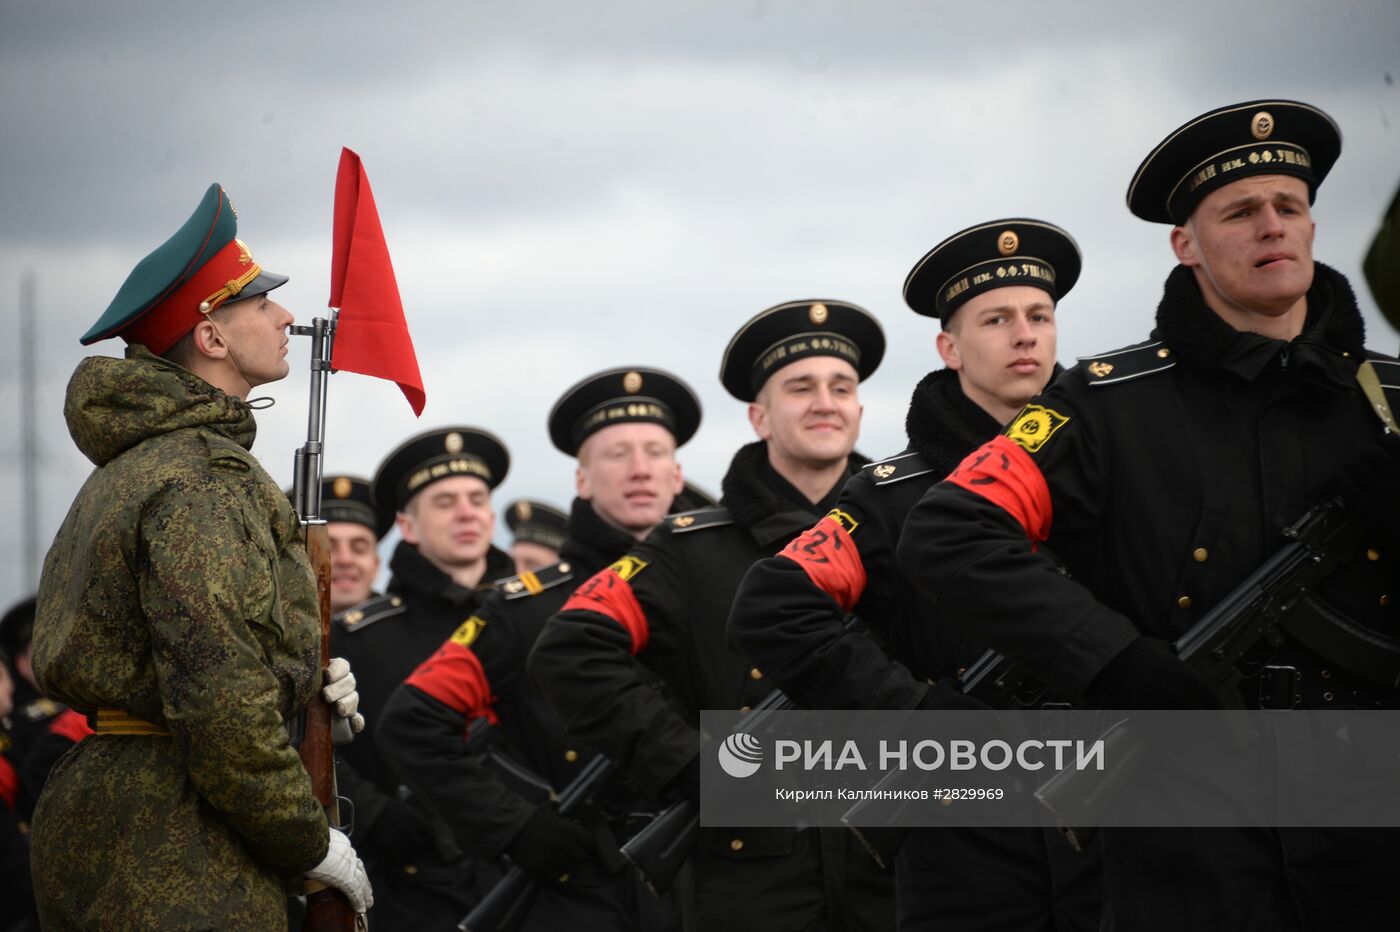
<box><xmin>517</xmin><ymin>501</ymin><xmax>533</xmax><ymax>521</ymax></box>
<box><xmin>1251</xmin><ymin>111</ymin><xmax>1274</xmax><ymax>140</ymax></box>
<box><xmin>998</xmin><ymin>230</ymin><xmax>1019</xmax><ymax>256</ymax></box>
<box><xmin>623</xmin><ymin>371</ymin><xmax>643</xmax><ymax>394</ymax></box>
<box><xmin>332</xmin><ymin>476</ymin><xmax>353</xmax><ymax>498</ymax></box>
<box><xmin>809</xmin><ymin>303</ymin><xmax>829</xmax><ymax>325</ymax></box>
<box><xmin>445</xmin><ymin>431</ymin><xmax>464</xmax><ymax>453</ymax></box>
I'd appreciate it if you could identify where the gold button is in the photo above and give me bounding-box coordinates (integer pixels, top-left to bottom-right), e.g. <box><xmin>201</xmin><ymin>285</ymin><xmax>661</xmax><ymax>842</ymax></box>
<box><xmin>749</xmin><ymin>668</ymin><xmax>763</xmax><ymax>680</ymax></box>
<box><xmin>557</xmin><ymin>872</ymin><xmax>570</xmax><ymax>883</ymax></box>
<box><xmin>1193</xmin><ymin>548</ymin><xmax>1208</xmax><ymax>563</ymax></box>
<box><xmin>956</xmin><ymin>667</ymin><xmax>967</xmax><ymax>677</ymax></box>
<box><xmin>1157</xmin><ymin>348</ymin><xmax>1171</xmax><ymax>358</ymax></box>
<box><xmin>1382</xmin><ymin>595</ymin><xmax>1391</xmax><ymax>608</ymax></box>
<box><xmin>403</xmin><ymin>864</ymin><xmax>419</xmax><ymax>875</ymax></box>
<box><xmin>738</xmin><ymin>705</ymin><xmax>751</xmax><ymax>712</ymax></box>
<box><xmin>391</xmin><ymin>596</ymin><xmax>403</xmax><ymax>606</ymax></box>
<box><xmin>1368</xmin><ymin>549</ymin><xmax>1381</xmax><ymax>562</ymax></box>
<box><xmin>564</xmin><ymin>749</ymin><xmax>578</xmax><ymax>763</ymax></box>
<box><xmin>730</xmin><ymin>838</ymin><xmax>744</xmax><ymax>851</ymax></box>
<box><xmin>1177</xmin><ymin>596</ymin><xmax>1192</xmax><ymax>609</ymax></box>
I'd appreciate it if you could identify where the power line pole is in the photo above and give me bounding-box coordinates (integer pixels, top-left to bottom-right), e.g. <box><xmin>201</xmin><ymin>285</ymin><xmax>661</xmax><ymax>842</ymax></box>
<box><xmin>20</xmin><ymin>270</ymin><xmax>40</xmax><ymax>591</ymax></box>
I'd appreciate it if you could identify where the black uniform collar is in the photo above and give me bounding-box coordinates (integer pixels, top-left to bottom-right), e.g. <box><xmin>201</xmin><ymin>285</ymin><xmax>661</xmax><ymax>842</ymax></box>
<box><xmin>386</xmin><ymin>539</ymin><xmax>513</xmax><ymax>606</ymax></box>
<box><xmin>1154</xmin><ymin>261</ymin><xmax>1364</xmax><ymax>391</ymax></box>
<box><xmin>560</xmin><ymin>497</ymin><xmax>641</xmax><ymax>576</ymax></box>
<box><xmin>720</xmin><ymin>440</ymin><xmax>866</xmax><ymax>536</ymax></box>
<box><xmin>904</xmin><ymin>368</ymin><xmax>1006</xmax><ymax>475</ymax></box>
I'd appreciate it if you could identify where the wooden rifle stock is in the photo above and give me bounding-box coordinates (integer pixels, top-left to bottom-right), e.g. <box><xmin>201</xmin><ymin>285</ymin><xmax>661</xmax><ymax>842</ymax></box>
<box><xmin>298</xmin><ymin>522</ymin><xmax>358</xmax><ymax>929</ymax></box>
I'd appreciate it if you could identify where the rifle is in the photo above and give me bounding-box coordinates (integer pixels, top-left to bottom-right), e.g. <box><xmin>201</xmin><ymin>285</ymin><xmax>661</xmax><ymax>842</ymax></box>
<box><xmin>291</xmin><ymin>312</ymin><xmax>359</xmax><ymax>930</ymax></box>
<box><xmin>458</xmin><ymin>754</ymin><xmax>614</xmax><ymax>932</ymax></box>
<box><xmin>620</xmin><ymin>687</ymin><xmax>795</xmax><ymax>897</ymax></box>
<box><xmin>1036</xmin><ymin>498</ymin><xmax>1386</xmax><ymax>849</ymax></box>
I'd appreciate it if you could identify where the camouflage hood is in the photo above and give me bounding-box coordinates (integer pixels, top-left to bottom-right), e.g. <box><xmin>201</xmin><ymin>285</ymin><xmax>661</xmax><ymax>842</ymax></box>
<box><xmin>64</xmin><ymin>344</ymin><xmax>257</xmax><ymax>466</ymax></box>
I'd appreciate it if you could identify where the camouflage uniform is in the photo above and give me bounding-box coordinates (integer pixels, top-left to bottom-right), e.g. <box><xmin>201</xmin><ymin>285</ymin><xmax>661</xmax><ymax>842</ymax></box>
<box><xmin>31</xmin><ymin>346</ymin><xmax>329</xmax><ymax>930</ymax></box>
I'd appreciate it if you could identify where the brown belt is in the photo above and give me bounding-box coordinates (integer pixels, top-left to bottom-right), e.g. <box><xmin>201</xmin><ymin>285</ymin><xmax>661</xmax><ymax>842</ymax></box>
<box><xmin>94</xmin><ymin>709</ymin><xmax>170</xmax><ymax>736</ymax></box>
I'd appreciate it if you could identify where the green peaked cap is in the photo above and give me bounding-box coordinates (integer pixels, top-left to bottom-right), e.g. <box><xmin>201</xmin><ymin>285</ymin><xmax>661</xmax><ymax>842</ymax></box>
<box><xmin>81</xmin><ymin>183</ymin><xmax>238</xmax><ymax>345</ymax></box>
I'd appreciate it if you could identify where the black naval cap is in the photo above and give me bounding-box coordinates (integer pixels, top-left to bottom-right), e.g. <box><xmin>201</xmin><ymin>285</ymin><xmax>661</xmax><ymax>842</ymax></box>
<box><xmin>372</xmin><ymin>427</ymin><xmax>510</xmax><ymax>537</ymax></box>
<box><xmin>903</xmin><ymin>219</ymin><xmax>1082</xmax><ymax>324</ymax></box>
<box><xmin>283</xmin><ymin>475</ymin><xmax>385</xmax><ymax>537</ymax></box>
<box><xmin>0</xmin><ymin>596</ymin><xmax>36</xmax><ymax>662</ymax></box>
<box><xmin>1127</xmin><ymin>99</ymin><xmax>1342</xmax><ymax>225</ymax></box>
<box><xmin>548</xmin><ymin>367</ymin><xmax>702</xmax><ymax>456</ymax></box>
<box><xmin>720</xmin><ymin>299</ymin><xmax>885</xmax><ymax>402</ymax></box>
<box><xmin>504</xmin><ymin>499</ymin><xmax>569</xmax><ymax>551</ymax></box>
<box><xmin>320</xmin><ymin>475</ymin><xmax>386</xmax><ymax>538</ymax></box>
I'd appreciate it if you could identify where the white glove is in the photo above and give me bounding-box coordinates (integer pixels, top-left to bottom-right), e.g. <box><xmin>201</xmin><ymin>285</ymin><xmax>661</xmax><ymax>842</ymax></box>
<box><xmin>323</xmin><ymin>657</ymin><xmax>365</xmax><ymax>734</ymax></box>
<box><xmin>306</xmin><ymin>827</ymin><xmax>373</xmax><ymax>913</ymax></box>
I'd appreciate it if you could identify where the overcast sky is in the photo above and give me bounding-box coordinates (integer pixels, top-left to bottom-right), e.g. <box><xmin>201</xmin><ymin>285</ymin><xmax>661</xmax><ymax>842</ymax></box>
<box><xmin>2</xmin><ymin>0</ymin><xmax>1398</xmax><ymax>605</ymax></box>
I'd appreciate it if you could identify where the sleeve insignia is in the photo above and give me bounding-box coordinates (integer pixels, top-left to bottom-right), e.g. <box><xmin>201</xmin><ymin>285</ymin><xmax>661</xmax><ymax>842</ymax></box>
<box><xmin>608</xmin><ymin>554</ymin><xmax>649</xmax><ymax>582</ymax></box>
<box><xmin>872</xmin><ymin>464</ymin><xmax>896</xmax><ymax>479</ymax></box>
<box><xmin>1005</xmin><ymin>404</ymin><xmax>1070</xmax><ymax>453</ymax></box>
<box><xmin>450</xmin><ymin>614</ymin><xmax>487</xmax><ymax>647</ymax></box>
<box><xmin>1087</xmin><ymin>361</ymin><xmax>1114</xmax><ymax>378</ymax></box>
<box><xmin>672</xmin><ymin>514</ymin><xmax>695</xmax><ymax>528</ymax></box>
<box><xmin>826</xmin><ymin>508</ymin><xmax>859</xmax><ymax>535</ymax></box>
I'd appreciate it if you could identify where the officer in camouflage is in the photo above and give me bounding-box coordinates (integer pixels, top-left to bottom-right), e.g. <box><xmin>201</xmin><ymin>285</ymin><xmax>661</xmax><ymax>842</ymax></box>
<box><xmin>29</xmin><ymin>184</ymin><xmax>371</xmax><ymax>928</ymax></box>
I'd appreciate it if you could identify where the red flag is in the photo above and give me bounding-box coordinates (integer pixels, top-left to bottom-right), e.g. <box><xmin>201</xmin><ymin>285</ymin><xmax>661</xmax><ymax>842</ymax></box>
<box><xmin>329</xmin><ymin>148</ymin><xmax>426</xmax><ymax>416</ymax></box>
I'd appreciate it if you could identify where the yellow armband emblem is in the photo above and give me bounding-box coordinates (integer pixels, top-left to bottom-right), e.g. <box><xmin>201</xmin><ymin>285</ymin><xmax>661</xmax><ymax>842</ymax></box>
<box><xmin>450</xmin><ymin>615</ymin><xmax>487</xmax><ymax>647</ymax></box>
<box><xmin>1005</xmin><ymin>404</ymin><xmax>1070</xmax><ymax>454</ymax></box>
<box><xmin>608</xmin><ymin>555</ymin><xmax>649</xmax><ymax>582</ymax></box>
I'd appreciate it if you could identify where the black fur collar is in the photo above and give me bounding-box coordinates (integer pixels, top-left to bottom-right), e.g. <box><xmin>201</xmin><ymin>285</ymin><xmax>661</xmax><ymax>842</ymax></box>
<box><xmin>719</xmin><ymin>440</ymin><xmax>867</xmax><ymax>531</ymax></box>
<box><xmin>387</xmin><ymin>540</ymin><xmax>514</xmax><ymax>604</ymax></box>
<box><xmin>903</xmin><ymin>368</ymin><xmax>1005</xmax><ymax>476</ymax></box>
<box><xmin>560</xmin><ymin>497</ymin><xmax>640</xmax><ymax>576</ymax></box>
<box><xmin>1154</xmin><ymin>261</ymin><xmax>1366</xmax><ymax>372</ymax></box>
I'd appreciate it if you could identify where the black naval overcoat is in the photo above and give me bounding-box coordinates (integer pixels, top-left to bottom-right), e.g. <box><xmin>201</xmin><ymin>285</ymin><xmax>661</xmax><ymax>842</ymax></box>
<box><xmin>729</xmin><ymin>367</ymin><xmax>1101</xmax><ymax>931</ymax></box>
<box><xmin>332</xmin><ymin>540</ymin><xmax>516</xmax><ymax>929</ymax></box>
<box><xmin>898</xmin><ymin>263</ymin><xmax>1400</xmax><ymax>931</ymax></box>
<box><xmin>530</xmin><ymin>441</ymin><xmax>895</xmax><ymax>931</ymax></box>
<box><xmin>379</xmin><ymin>498</ymin><xmax>679</xmax><ymax>931</ymax></box>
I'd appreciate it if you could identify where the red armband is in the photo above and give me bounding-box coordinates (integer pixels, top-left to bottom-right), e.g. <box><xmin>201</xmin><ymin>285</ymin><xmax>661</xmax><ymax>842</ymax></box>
<box><xmin>405</xmin><ymin>616</ymin><xmax>497</xmax><ymax>722</ymax></box>
<box><xmin>776</xmin><ymin>511</ymin><xmax>868</xmax><ymax>611</ymax></box>
<box><xmin>947</xmin><ymin>435</ymin><xmax>1053</xmax><ymax>541</ymax></box>
<box><xmin>0</xmin><ymin>757</ymin><xmax>17</xmax><ymax>812</ymax></box>
<box><xmin>48</xmin><ymin>708</ymin><xmax>94</xmax><ymax>744</ymax></box>
<box><xmin>560</xmin><ymin>556</ymin><xmax>651</xmax><ymax>654</ymax></box>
